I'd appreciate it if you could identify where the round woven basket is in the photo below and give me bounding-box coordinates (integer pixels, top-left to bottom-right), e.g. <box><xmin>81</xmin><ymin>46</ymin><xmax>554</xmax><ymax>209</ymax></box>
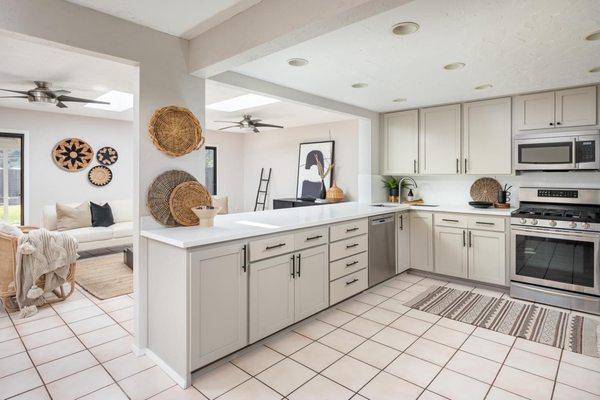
<box><xmin>148</xmin><ymin>106</ymin><xmax>204</xmax><ymax>157</ymax></box>
<box><xmin>169</xmin><ymin>181</ymin><xmax>212</xmax><ymax>226</ymax></box>
<box><xmin>147</xmin><ymin>170</ymin><xmax>197</xmax><ymax>226</ymax></box>
<box><xmin>470</xmin><ymin>177</ymin><xmax>501</xmax><ymax>203</ymax></box>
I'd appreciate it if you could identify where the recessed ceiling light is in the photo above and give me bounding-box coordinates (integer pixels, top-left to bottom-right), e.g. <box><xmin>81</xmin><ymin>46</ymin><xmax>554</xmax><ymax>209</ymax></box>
<box><xmin>85</xmin><ymin>90</ymin><xmax>133</xmax><ymax>112</ymax></box>
<box><xmin>393</xmin><ymin>98</ymin><xmax>407</xmax><ymax>102</ymax></box>
<box><xmin>287</xmin><ymin>58</ymin><xmax>308</xmax><ymax>67</ymax></box>
<box><xmin>444</xmin><ymin>62</ymin><xmax>466</xmax><ymax>70</ymax></box>
<box><xmin>206</xmin><ymin>94</ymin><xmax>280</xmax><ymax>112</ymax></box>
<box><xmin>590</xmin><ymin>66</ymin><xmax>600</xmax><ymax>73</ymax></box>
<box><xmin>475</xmin><ymin>84</ymin><xmax>493</xmax><ymax>90</ymax></box>
<box><xmin>585</xmin><ymin>30</ymin><xmax>600</xmax><ymax>41</ymax></box>
<box><xmin>351</xmin><ymin>83</ymin><xmax>368</xmax><ymax>89</ymax></box>
<box><xmin>392</xmin><ymin>22</ymin><xmax>420</xmax><ymax>36</ymax></box>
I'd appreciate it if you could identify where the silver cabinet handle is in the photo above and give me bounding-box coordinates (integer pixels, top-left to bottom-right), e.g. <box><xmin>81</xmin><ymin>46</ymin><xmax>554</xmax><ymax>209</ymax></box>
<box><xmin>266</xmin><ymin>243</ymin><xmax>286</xmax><ymax>250</ymax></box>
<box><xmin>442</xmin><ymin>218</ymin><xmax>459</xmax><ymax>223</ymax></box>
<box><xmin>346</xmin><ymin>278</ymin><xmax>359</xmax><ymax>286</ymax></box>
<box><xmin>346</xmin><ymin>260</ymin><xmax>359</xmax><ymax>267</ymax></box>
<box><xmin>475</xmin><ymin>221</ymin><xmax>495</xmax><ymax>226</ymax></box>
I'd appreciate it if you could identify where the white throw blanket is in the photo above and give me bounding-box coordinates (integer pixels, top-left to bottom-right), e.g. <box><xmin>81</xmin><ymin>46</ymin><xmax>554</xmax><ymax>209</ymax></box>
<box><xmin>15</xmin><ymin>228</ymin><xmax>78</xmax><ymax>317</ymax></box>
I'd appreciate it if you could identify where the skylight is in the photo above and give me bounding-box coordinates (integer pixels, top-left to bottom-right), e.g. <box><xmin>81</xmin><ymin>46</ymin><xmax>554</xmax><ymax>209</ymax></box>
<box><xmin>207</xmin><ymin>94</ymin><xmax>280</xmax><ymax>112</ymax></box>
<box><xmin>85</xmin><ymin>90</ymin><xmax>134</xmax><ymax>112</ymax></box>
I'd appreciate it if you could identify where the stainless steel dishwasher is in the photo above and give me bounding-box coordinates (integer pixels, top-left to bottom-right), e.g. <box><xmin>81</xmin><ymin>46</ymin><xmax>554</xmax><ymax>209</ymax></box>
<box><xmin>369</xmin><ymin>213</ymin><xmax>396</xmax><ymax>286</ymax></box>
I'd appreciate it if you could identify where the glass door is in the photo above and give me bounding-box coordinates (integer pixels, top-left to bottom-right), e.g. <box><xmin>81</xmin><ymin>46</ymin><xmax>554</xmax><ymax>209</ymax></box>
<box><xmin>511</xmin><ymin>227</ymin><xmax>600</xmax><ymax>295</ymax></box>
<box><xmin>0</xmin><ymin>133</ymin><xmax>24</xmax><ymax>225</ymax></box>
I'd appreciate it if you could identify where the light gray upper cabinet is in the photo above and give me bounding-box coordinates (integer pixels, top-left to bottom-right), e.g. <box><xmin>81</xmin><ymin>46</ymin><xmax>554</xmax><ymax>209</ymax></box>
<box><xmin>382</xmin><ymin>110</ymin><xmax>419</xmax><ymax>175</ymax></box>
<box><xmin>294</xmin><ymin>246</ymin><xmax>329</xmax><ymax>321</ymax></box>
<box><xmin>516</xmin><ymin>86</ymin><xmax>597</xmax><ymax>130</ymax></box>
<box><xmin>419</xmin><ymin>104</ymin><xmax>461</xmax><ymax>174</ymax></box>
<box><xmin>463</xmin><ymin>97</ymin><xmax>512</xmax><ymax>175</ymax></box>
<box><xmin>190</xmin><ymin>242</ymin><xmax>248</xmax><ymax>369</ymax></box>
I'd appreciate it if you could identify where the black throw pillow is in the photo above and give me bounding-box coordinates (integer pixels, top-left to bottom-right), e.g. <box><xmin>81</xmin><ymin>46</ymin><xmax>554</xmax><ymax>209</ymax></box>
<box><xmin>90</xmin><ymin>202</ymin><xmax>115</xmax><ymax>227</ymax></box>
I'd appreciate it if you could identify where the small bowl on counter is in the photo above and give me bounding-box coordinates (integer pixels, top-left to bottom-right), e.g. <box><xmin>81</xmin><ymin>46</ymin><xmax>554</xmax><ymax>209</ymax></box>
<box><xmin>468</xmin><ymin>201</ymin><xmax>493</xmax><ymax>209</ymax></box>
<box><xmin>191</xmin><ymin>206</ymin><xmax>221</xmax><ymax>227</ymax></box>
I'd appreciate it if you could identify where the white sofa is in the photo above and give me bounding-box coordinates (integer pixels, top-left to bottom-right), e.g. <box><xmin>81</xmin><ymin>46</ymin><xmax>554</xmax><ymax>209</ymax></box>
<box><xmin>42</xmin><ymin>200</ymin><xmax>133</xmax><ymax>251</ymax></box>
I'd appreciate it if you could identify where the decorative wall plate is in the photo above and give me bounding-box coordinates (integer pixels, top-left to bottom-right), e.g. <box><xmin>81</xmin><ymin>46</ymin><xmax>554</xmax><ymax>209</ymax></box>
<box><xmin>96</xmin><ymin>146</ymin><xmax>118</xmax><ymax>165</ymax></box>
<box><xmin>88</xmin><ymin>166</ymin><xmax>113</xmax><ymax>187</ymax></box>
<box><xmin>52</xmin><ymin>138</ymin><xmax>93</xmax><ymax>171</ymax></box>
<box><xmin>148</xmin><ymin>106</ymin><xmax>204</xmax><ymax>157</ymax></box>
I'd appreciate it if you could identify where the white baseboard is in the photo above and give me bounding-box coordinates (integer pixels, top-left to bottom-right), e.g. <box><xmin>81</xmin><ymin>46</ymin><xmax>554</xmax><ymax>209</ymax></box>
<box><xmin>144</xmin><ymin>348</ymin><xmax>190</xmax><ymax>388</ymax></box>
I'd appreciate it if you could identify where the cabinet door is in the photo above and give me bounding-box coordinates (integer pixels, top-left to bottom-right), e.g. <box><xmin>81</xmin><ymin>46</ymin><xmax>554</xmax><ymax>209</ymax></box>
<box><xmin>419</xmin><ymin>104</ymin><xmax>461</xmax><ymax>174</ymax></box>
<box><xmin>434</xmin><ymin>227</ymin><xmax>467</xmax><ymax>278</ymax></box>
<box><xmin>383</xmin><ymin>110</ymin><xmax>419</xmax><ymax>175</ymax></box>
<box><xmin>294</xmin><ymin>246</ymin><xmax>329</xmax><ymax>321</ymax></box>
<box><xmin>249</xmin><ymin>253</ymin><xmax>295</xmax><ymax>343</ymax></box>
<box><xmin>397</xmin><ymin>212</ymin><xmax>410</xmax><ymax>273</ymax></box>
<box><xmin>515</xmin><ymin>91</ymin><xmax>555</xmax><ymax>130</ymax></box>
<box><xmin>468</xmin><ymin>230</ymin><xmax>506</xmax><ymax>285</ymax></box>
<box><xmin>409</xmin><ymin>212</ymin><xmax>433</xmax><ymax>271</ymax></box>
<box><xmin>463</xmin><ymin>98</ymin><xmax>512</xmax><ymax>175</ymax></box>
<box><xmin>190</xmin><ymin>242</ymin><xmax>248</xmax><ymax>369</ymax></box>
<box><xmin>555</xmin><ymin>86</ymin><xmax>597</xmax><ymax>128</ymax></box>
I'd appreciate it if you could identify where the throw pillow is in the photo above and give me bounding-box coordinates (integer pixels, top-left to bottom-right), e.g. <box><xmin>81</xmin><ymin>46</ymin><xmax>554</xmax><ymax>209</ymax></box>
<box><xmin>90</xmin><ymin>202</ymin><xmax>115</xmax><ymax>227</ymax></box>
<box><xmin>56</xmin><ymin>202</ymin><xmax>92</xmax><ymax>231</ymax></box>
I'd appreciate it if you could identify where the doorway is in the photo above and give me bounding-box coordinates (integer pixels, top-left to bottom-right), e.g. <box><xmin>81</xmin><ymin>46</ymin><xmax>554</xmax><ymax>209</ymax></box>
<box><xmin>0</xmin><ymin>132</ymin><xmax>24</xmax><ymax>225</ymax></box>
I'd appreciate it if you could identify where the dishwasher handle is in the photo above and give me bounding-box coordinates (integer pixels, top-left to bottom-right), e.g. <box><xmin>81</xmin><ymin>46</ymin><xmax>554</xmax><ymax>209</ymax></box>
<box><xmin>370</xmin><ymin>216</ymin><xmax>395</xmax><ymax>225</ymax></box>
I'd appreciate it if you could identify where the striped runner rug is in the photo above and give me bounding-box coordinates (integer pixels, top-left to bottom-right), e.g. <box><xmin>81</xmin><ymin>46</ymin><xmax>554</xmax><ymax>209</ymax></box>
<box><xmin>406</xmin><ymin>285</ymin><xmax>600</xmax><ymax>358</ymax></box>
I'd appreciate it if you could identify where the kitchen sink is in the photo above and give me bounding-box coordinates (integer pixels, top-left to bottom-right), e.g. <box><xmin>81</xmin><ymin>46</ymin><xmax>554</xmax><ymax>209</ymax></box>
<box><xmin>411</xmin><ymin>204</ymin><xmax>439</xmax><ymax>207</ymax></box>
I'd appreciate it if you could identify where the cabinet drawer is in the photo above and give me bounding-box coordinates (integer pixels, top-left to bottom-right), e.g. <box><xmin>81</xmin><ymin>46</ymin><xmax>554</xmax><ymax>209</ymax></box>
<box><xmin>467</xmin><ymin>216</ymin><xmax>505</xmax><ymax>232</ymax></box>
<box><xmin>330</xmin><ymin>252</ymin><xmax>368</xmax><ymax>281</ymax></box>
<box><xmin>249</xmin><ymin>234</ymin><xmax>295</xmax><ymax>262</ymax></box>
<box><xmin>434</xmin><ymin>213</ymin><xmax>468</xmax><ymax>228</ymax></box>
<box><xmin>330</xmin><ymin>234</ymin><xmax>368</xmax><ymax>262</ymax></box>
<box><xmin>330</xmin><ymin>218</ymin><xmax>368</xmax><ymax>242</ymax></box>
<box><xmin>294</xmin><ymin>227</ymin><xmax>328</xmax><ymax>251</ymax></box>
<box><xmin>330</xmin><ymin>268</ymin><xmax>368</xmax><ymax>305</ymax></box>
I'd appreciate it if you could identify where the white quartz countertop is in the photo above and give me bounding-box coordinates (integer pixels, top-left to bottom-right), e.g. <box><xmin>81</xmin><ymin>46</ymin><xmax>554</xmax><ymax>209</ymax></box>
<box><xmin>141</xmin><ymin>202</ymin><xmax>516</xmax><ymax>249</ymax></box>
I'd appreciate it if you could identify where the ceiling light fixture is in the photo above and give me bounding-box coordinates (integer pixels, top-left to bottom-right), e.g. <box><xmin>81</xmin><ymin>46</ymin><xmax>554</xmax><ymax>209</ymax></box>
<box><xmin>590</xmin><ymin>66</ymin><xmax>600</xmax><ymax>73</ymax></box>
<box><xmin>287</xmin><ymin>58</ymin><xmax>309</xmax><ymax>67</ymax></box>
<box><xmin>85</xmin><ymin>90</ymin><xmax>133</xmax><ymax>112</ymax></box>
<box><xmin>475</xmin><ymin>84</ymin><xmax>493</xmax><ymax>90</ymax></box>
<box><xmin>444</xmin><ymin>62</ymin><xmax>466</xmax><ymax>70</ymax></box>
<box><xmin>351</xmin><ymin>83</ymin><xmax>368</xmax><ymax>89</ymax></box>
<box><xmin>392</xmin><ymin>22</ymin><xmax>420</xmax><ymax>36</ymax></box>
<box><xmin>585</xmin><ymin>30</ymin><xmax>600</xmax><ymax>41</ymax></box>
<box><xmin>206</xmin><ymin>94</ymin><xmax>280</xmax><ymax>112</ymax></box>
<box><xmin>393</xmin><ymin>98</ymin><xmax>407</xmax><ymax>102</ymax></box>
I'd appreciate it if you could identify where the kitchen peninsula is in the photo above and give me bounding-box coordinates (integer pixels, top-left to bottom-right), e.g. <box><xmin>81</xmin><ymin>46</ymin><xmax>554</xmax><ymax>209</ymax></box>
<box><xmin>140</xmin><ymin>202</ymin><xmax>514</xmax><ymax>387</ymax></box>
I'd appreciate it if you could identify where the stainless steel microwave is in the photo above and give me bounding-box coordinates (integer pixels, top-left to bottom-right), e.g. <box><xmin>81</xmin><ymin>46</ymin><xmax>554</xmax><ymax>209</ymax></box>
<box><xmin>514</xmin><ymin>131</ymin><xmax>600</xmax><ymax>171</ymax></box>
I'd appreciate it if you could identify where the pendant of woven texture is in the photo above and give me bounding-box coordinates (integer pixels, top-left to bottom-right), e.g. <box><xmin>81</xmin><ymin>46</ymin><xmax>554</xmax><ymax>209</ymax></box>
<box><xmin>169</xmin><ymin>181</ymin><xmax>212</xmax><ymax>226</ymax></box>
<box><xmin>147</xmin><ymin>170</ymin><xmax>197</xmax><ymax>226</ymax></box>
<box><xmin>148</xmin><ymin>106</ymin><xmax>204</xmax><ymax>157</ymax></box>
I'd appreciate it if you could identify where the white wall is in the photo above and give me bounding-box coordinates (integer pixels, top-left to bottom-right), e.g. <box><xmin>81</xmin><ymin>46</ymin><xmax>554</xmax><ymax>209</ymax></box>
<box><xmin>205</xmin><ymin>118</ymin><xmax>359</xmax><ymax>212</ymax></box>
<box><xmin>0</xmin><ymin>107</ymin><xmax>133</xmax><ymax>226</ymax></box>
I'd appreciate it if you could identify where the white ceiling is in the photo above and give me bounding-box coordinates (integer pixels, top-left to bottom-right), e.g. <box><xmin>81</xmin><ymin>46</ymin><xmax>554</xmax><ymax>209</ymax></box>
<box><xmin>0</xmin><ymin>33</ymin><xmax>136</xmax><ymax>121</ymax></box>
<box><xmin>64</xmin><ymin>0</ymin><xmax>262</xmax><ymax>39</ymax></box>
<box><xmin>234</xmin><ymin>0</ymin><xmax>600</xmax><ymax>112</ymax></box>
<box><xmin>206</xmin><ymin>80</ymin><xmax>354</xmax><ymax>133</ymax></box>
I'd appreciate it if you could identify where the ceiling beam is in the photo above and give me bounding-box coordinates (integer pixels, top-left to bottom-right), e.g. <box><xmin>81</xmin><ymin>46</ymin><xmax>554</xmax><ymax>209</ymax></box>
<box><xmin>189</xmin><ymin>0</ymin><xmax>413</xmax><ymax>78</ymax></box>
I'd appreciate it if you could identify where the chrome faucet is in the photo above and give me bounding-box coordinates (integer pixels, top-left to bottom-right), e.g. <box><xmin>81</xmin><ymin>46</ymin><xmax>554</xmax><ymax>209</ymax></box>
<box><xmin>399</xmin><ymin>176</ymin><xmax>418</xmax><ymax>189</ymax></box>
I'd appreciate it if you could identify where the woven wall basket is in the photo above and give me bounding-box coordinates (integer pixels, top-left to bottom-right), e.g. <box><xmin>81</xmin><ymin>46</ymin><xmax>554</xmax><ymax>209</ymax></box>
<box><xmin>169</xmin><ymin>181</ymin><xmax>212</xmax><ymax>226</ymax></box>
<box><xmin>148</xmin><ymin>106</ymin><xmax>204</xmax><ymax>157</ymax></box>
<box><xmin>470</xmin><ymin>177</ymin><xmax>501</xmax><ymax>203</ymax></box>
<box><xmin>147</xmin><ymin>170</ymin><xmax>197</xmax><ymax>226</ymax></box>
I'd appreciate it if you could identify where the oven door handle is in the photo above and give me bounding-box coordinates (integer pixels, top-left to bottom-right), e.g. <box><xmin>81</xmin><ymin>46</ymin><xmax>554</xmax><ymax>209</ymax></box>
<box><xmin>511</xmin><ymin>226</ymin><xmax>600</xmax><ymax>241</ymax></box>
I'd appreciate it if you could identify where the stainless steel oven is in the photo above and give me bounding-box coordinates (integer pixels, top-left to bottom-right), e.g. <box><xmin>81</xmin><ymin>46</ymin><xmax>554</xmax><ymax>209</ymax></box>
<box><xmin>514</xmin><ymin>131</ymin><xmax>600</xmax><ymax>171</ymax></box>
<box><xmin>511</xmin><ymin>226</ymin><xmax>600</xmax><ymax>296</ymax></box>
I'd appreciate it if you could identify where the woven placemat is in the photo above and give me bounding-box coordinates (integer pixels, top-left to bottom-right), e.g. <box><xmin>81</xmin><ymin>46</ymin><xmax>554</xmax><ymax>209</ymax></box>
<box><xmin>169</xmin><ymin>181</ymin><xmax>212</xmax><ymax>226</ymax></box>
<box><xmin>147</xmin><ymin>170</ymin><xmax>197</xmax><ymax>226</ymax></box>
<box><xmin>148</xmin><ymin>106</ymin><xmax>204</xmax><ymax>157</ymax></box>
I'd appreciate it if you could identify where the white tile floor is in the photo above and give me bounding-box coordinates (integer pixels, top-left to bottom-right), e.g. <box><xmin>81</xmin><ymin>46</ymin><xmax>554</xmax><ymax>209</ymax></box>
<box><xmin>2</xmin><ymin>273</ymin><xmax>600</xmax><ymax>399</ymax></box>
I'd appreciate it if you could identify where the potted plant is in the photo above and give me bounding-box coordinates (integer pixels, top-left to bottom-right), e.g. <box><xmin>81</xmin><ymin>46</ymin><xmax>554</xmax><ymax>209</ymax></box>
<box><xmin>382</xmin><ymin>176</ymin><xmax>400</xmax><ymax>202</ymax></box>
<box><xmin>315</xmin><ymin>155</ymin><xmax>334</xmax><ymax>199</ymax></box>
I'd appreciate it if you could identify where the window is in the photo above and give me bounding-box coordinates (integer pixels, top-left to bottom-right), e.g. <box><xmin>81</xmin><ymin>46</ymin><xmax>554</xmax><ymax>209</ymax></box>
<box><xmin>205</xmin><ymin>146</ymin><xmax>217</xmax><ymax>195</ymax></box>
<box><xmin>0</xmin><ymin>133</ymin><xmax>24</xmax><ymax>225</ymax></box>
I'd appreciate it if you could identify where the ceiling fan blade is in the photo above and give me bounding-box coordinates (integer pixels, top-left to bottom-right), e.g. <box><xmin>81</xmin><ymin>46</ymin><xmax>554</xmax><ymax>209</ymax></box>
<box><xmin>218</xmin><ymin>125</ymin><xmax>241</xmax><ymax>130</ymax></box>
<box><xmin>56</xmin><ymin>102</ymin><xmax>68</xmax><ymax>108</ymax></box>
<box><xmin>0</xmin><ymin>95</ymin><xmax>28</xmax><ymax>99</ymax></box>
<box><xmin>57</xmin><ymin>95</ymin><xmax>109</xmax><ymax>104</ymax></box>
<box><xmin>51</xmin><ymin>90</ymin><xmax>71</xmax><ymax>96</ymax></box>
<box><xmin>0</xmin><ymin>88</ymin><xmax>29</xmax><ymax>95</ymax></box>
<box><xmin>214</xmin><ymin>120</ymin><xmax>241</xmax><ymax>124</ymax></box>
<box><xmin>253</xmin><ymin>123</ymin><xmax>284</xmax><ymax>129</ymax></box>
<box><xmin>251</xmin><ymin>119</ymin><xmax>262</xmax><ymax>123</ymax></box>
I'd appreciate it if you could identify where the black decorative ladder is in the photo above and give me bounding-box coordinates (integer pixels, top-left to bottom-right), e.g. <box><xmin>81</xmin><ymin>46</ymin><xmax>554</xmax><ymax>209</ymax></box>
<box><xmin>254</xmin><ymin>168</ymin><xmax>272</xmax><ymax>211</ymax></box>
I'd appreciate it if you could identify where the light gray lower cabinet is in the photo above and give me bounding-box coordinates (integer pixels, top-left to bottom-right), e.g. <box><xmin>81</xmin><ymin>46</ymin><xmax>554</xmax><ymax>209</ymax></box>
<box><xmin>190</xmin><ymin>242</ymin><xmax>248</xmax><ymax>370</ymax></box>
<box><xmin>434</xmin><ymin>226</ymin><xmax>468</xmax><ymax>278</ymax></box>
<box><xmin>397</xmin><ymin>212</ymin><xmax>410</xmax><ymax>273</ymax></box>
<box><xmin>249</xmin><ymin>244</ymin><xmax>328</xmax><ymax>343</ymax></box>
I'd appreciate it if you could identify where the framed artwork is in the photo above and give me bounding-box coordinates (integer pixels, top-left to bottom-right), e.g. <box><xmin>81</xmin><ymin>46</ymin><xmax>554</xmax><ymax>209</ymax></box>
<box><xmin>296</xmin><ymin>140</ymin><xmax>335</xmax><ymax>199</ymax></box>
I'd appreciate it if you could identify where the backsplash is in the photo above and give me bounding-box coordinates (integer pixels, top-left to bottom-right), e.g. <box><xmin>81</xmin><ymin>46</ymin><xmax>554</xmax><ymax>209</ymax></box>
<box><xmin>375</xmin><ymin>172</ymin><xmax>600</xmax><ymax>206</ymax></box>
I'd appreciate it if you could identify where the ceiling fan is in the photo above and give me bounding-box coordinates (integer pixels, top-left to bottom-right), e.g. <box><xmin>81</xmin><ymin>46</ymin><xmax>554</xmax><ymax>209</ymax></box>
<box><xmin>0</xmin><ymin>81</ymin><xmax>109</xmax><ymax>109</ymax></box>
<box><xmin>215</xmin><ymin>114</ymin><xmax>284</xmax><ymax>133</ymax></box>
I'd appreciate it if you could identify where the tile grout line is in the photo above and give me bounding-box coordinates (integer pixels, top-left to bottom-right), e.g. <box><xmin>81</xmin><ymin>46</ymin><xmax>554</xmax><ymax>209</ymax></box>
<box><xmin>549</xmin><ymin>350</ymin><xmax>564</xmax><ymax>399</ymax></box>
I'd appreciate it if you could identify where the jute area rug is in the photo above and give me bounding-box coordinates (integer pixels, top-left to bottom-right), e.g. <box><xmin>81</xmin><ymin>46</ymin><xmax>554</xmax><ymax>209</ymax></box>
<box><xmin>406</xmin><ymin>285</ymin><xmax>600</xmax><ymax>358</ymax></box>
<box><xmin>75</xmin><ymin>253</ymin><xmax>132</xmax><ymax>300</ymax></box>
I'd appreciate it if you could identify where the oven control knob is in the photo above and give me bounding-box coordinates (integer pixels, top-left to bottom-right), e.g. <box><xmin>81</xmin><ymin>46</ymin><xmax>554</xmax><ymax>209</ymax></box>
<box><xmin>549</xmin><ymin>220</ymin><xmax>557</xmax><ymax>227</ymax></box>
<box><xmin>569</xmin><ymin>222</ymin><xmax>577</xmax><ymax>228</ymax></box>
<box><xmin>531</xmin><ymin>219</ymin><xmax>538</xmax><ymax>225</ymax></box>
<box><xmin>583</xmin><ymin>223</ymin><xmax>591</xmax><ymax>229</ymax></box>
<box><xmin>519</xmin><ymin>218</ymin><xmax>527</xmax><ymax>224</ymax></box>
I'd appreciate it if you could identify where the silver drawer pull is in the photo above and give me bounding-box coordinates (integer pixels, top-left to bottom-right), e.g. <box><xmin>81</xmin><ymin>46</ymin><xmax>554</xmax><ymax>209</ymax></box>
<box><xmin>442</xmin><ymin>218</ymin><xmax>459</xmax><ymax>223</ymax></box>
<box><xmin>346</xmin><ymin>243</ymin><xmax>359</xmax><ymax>249</ymax></box>
<box><xmin>265</xmin><ymin>243</ymin><xmax>286</xmax><ymax>250</ymax></box>
<box><xmin>346</xmin><ymin>278</ymin><xmax>359</xmax><ymax>286</ymax></box>
<box><xmin>346</xmin><ymin>227</ymin><xmax>359</xmax><ymax>232</ymax></box>
<box><xmin>346</xmin><ymin>260</ymin><xmax>359</xmax><ymax>267</ymax></box>
<box><xmin>306</xmin><ymin>235</ymin><xmax>323</xmax><ymax>241</ymax></box>
<box><xmin>476</xmin><ymin>221</ymin><xmax>495</xmax><ymax>226</ymax></box>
